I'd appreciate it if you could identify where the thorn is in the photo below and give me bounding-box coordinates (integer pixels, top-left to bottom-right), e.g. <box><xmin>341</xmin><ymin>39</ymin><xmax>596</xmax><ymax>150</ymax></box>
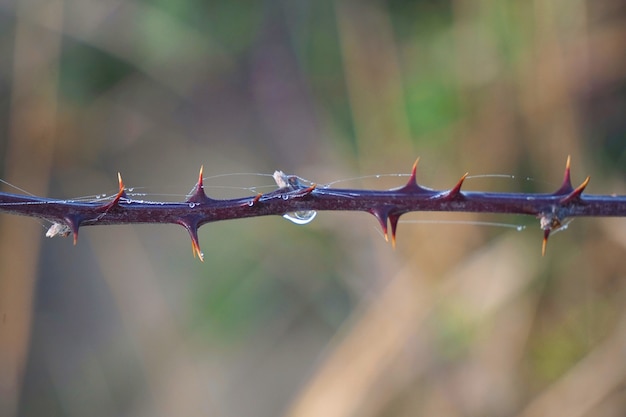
<box><xmin>408</xmin><ymin>157</ymin><xmax>420</xmax><ymax>187</ymax></box>
<box><xmin>291</xmin><ymin>183</ymin><xmax>318</xmax><ymax>198</ymax></box>
<box><xmin>389</xmin><ymin>213</ymin><xmax>401</xmax><ymax>248</ymax></box>
<box><xmin>191</xmin><ymin>238</ymin><xmax>204</xmax><ymax>262</ymax></box>
<box><xmin>198</xmin><ymin>165</ymin><xmax>204</xmax><ymax>188</ymax></box>
<box><xmin>370</xmin><ymin>208</ymin><xmax>390</xmax><ymax>242</ymax></box>
<box><xmin>100</xmin><ymin>172</ymin><xmax>128</xmax><ymax>211</ymax></box>
<box><xmin>247</xmin><ymin>193</ymin><xmax>263</xmax><ymax>207</ymax></box>
<box><xmin>443</xmin><ymin>173</ymin><xmax>468</xmax><ymax>199</ymax></box>
<box><xmin>113</xmin><ymin>172</ymin><xmax>127</xmax><ymax>203</ymax></box>
<box><xmin>560</xmin><ymin>176</ymin><xmax>590</xmax><ymax>204</ymax></box>
<box><xmin>542</xmin><ymin>229</ymin><xmax>550</xmax><ymax>256</ymax></box>
<box><xmin>304</xmin><ymin>184</ymin><xmax>317</xmax><ymax>195</ymax></box>
<box><xmin>111</xmin><ymin>172</ymin><xmax>127</xmax><ymax>204</ymax></box>
<box><xmin>187</xmin><ymin>165</ymin><xmax>212</xmax><ymax>204</ymax></box>
<box><xmin>553</xmin><ymin>155</ymin><xmax>574</xmax><ymax>195</ymax></box>
<box><xmin>539</xmin><ymin>212</ymin><xmax>562</xmax><ymax>256</ymax></box>
<box><xmin>180</xmin><ymin>219</ymin><xmax>204</xmax><ymax>261</ymax></box>
<box><xmin>396</xmin><ymin>157</ymin><xmax>429</xmax><ymax>194</ymax></box>
<box><xmin>64</xmin><ymin>216</ymin><xmax>80</xmax><ymax>245</ymax></box>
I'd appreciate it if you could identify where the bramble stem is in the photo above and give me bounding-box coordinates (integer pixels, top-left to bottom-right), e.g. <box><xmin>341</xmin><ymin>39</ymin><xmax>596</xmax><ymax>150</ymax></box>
<box><xmin>1</xmin><ymin>158</ymin><xmax>624</xmax><ymax>260</ymax></box>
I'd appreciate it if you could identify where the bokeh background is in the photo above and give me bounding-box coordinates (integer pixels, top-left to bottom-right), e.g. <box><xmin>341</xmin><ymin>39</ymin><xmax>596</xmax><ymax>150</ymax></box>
<box><xmin>1</xmin><ymin>0</ymin><xmax>625</xmax><ymax>416</ymax></box>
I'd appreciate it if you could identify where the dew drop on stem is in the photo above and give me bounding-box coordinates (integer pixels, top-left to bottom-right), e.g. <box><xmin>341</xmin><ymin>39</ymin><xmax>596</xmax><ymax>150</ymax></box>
<box><xmin>283</xmin><ymin>210</ymin><xmax>317</xmax><ymax>225</ymax></box>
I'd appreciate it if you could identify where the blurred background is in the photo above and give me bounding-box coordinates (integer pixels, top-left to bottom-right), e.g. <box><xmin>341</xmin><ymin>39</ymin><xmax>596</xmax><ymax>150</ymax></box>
<box><xmin>0</xmin><ymin>0</ymin><xmax>625</xmax><ymax>416</ymax></box>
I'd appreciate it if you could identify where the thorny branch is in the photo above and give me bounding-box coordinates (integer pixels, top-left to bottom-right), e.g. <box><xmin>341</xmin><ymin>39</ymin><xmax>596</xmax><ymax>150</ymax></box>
<box><xmin>0</xmin><ymin>157</ymin><xmax>625</xmax><ymax>261</ymax></box>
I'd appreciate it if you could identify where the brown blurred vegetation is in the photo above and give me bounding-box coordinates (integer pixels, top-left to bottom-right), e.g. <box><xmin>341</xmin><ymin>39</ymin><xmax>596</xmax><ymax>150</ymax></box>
<box><xmin>0</xmin><ymin>0</ymin><xmax>625</xmax><ymax>416</ymax></box>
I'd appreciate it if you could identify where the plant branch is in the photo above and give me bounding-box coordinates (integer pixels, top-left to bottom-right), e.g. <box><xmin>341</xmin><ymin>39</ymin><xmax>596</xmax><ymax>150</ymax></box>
<box><xmin>1</xmin><ymin>157</ymin><xmax>625</xmax><ymax>260</ymax></box>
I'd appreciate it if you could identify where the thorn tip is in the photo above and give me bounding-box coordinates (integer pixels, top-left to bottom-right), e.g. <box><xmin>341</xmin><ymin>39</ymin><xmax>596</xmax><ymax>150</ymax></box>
<box><xmin>180</xmin><ymin>220</ymin><xmax>204</xmax><ymax>262</ymax></box>
<box><xmin>560</xmin><ymin>175</ymin><xmax>590</xmax><ymax>204</ymax></box>
<box><xmin>187</xmin><ymin>165</ymin><xmax>212</xmax><ymax>204</ymax></box>
<box><xmin>554</xmin><ymin>155</ymin><xmax>574</xmax><ymax>195</ymax></box>
<box><xmin>64</xmin><ymin>216</ymin><xmax>80</xmax><ymax>245</ymax></box>
<box><xmin>198</xmin><ymin>165</ymin><xmax>204</xmax><ymax>188</ymax></box>
<box><xmin>444</xmin><ymin>172</ymin><xmax>468</xmax><ymax>199</ymax></box>
<box><xmin>371</xmin><ymin>208</ymin><xmax>390</xmax><ymax>242</ymax></box>
<box><xmin>389</xmin><ymin>214</ymin><xmax>401</xmax><ymax>249</ymax></box>
<box><xmin>397</xmin><ymin>157</ymin><xmax>429</xmax><ymax>194</ymax></box>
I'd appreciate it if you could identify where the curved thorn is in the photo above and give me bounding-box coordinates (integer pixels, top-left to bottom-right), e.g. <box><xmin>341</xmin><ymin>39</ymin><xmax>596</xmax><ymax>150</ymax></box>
<box><xmin>370</xmin><ymin>208</ymin><xmax>390</xmax><ymax>242</ymax></box>
<box><xmin>444</xmin><ymin>173</ymin><xmax>468</xmax><ymax>199</ymax></box>
<box><xmin>576</xmin><ymin>176</ymin><xmax>591</xmax><ymax>194</ymax></box>
<box><xmin>553</xmin><ymin>155</ymin><xmax>574</xmax><ymax>195</ymax></box>
<box><xmin>114</xmin><ymin>172</ymin><xmax>127</xmax><ymax>202</ymax></box>
<box><xmin>560</xmin><ymin>176</ymin><xmax>590</xmax><ymax>204</ymax></box>
<box><xmin>102</xmin><ymin>172</ymin><xmax>128</xmax><ymax>211</ymax></box>
<box><xmin>396</xmin><ymin>157</ymin><xmax>429</xmax><ymax>194</ymax></box>
<box><xmin>180</xmin><ymin>220</ymin><xmax>204</xmax><ymax>262</ymax></box>
<box><xmin>191</xmin><ymin>238</ymin><xmax>204</xmax><ymax>262</ymax></box>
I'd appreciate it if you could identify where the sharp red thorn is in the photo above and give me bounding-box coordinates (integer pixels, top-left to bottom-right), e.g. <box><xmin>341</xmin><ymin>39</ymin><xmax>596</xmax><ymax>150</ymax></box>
<box><xmin>198</xmin><ymin>165</ymin><xmax>204</xmax><ymax>188</ymax></box>
<box><xmin>102</xmin><ymin>172</ymin><xmax>128</xmax><ymax>210</ymax></box>
<box><xmin>180</xmin><ymin>220</ymin><xmax>204</xmax><ymax>261</ymax></box>
<box><xmin>187</xmin><ymin>165</ymin><xmax>213</xmax><ymax>204</ymax></box>
<box><xmin>554</xmin><ymin>155</ymin><xmax>574</xmax><ymax>195</ymax></box>
<box><xmin>444</xmin><ymin>173</ymin><xmax>468</xmax><ymax>199</ymax></box>
<box><xmin>408</xmin><ymin>157</ymin><xmax>420</xmax><ymax>186</ymax></box>
<box><xmin>114</xmin><ymin>172</ymin><xmax>127</xmax><ymax>201</ymax></box>
<box><xmin>396</xmin><ymin>157</ymin><xmax>429</xmax><ymax>193</ymax></box>
<box><xmin>370</xmin><ymin>208</ymin><xmax>389</xmax><ymax>242</ymax></box>
<box><xmin>560</xmin><ymin>176</ymin><xmax>590</xmax><ymax>204</ymax></box>
<box><xmin>191</xmin><ymin>238</ymin><xmax>204</xmax><ymax>262</ymax></box>
<box><xmin>576</xmin><ymin>176</ymin><xmax>591</xmax><ymax>194</ymax></box>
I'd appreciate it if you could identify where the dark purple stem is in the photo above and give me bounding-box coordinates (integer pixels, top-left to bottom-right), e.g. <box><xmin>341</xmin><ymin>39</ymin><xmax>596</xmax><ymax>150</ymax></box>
<box><xmin>1</xmin><ymin>158</ymin><xmax>624</xmax><ymax>260</ymax></box>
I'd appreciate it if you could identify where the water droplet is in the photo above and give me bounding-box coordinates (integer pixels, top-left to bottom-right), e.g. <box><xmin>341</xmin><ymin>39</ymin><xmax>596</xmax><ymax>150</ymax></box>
<box><xmin>283</xmin><ymin>210</ymin><xmax>317</xmax><ymax>225</ymax></box>
<box><xmin>188</xmin><ymin>202</ymin><xmax>197</xmax><ymax>208</ymax></box>
<box><xmin>282</xmin><ymin>194</ymin><xmax>289</xmax><ymax>200</ymax></box>
<box><xmin>128</xmin><ymin>187</ymin><xmax>134</xmax><ymax>192</ymax></box>
<box><xmin>516</xmin><ymin>225</ymin><xmax>525</xmax><ymax>232</ymax></box>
